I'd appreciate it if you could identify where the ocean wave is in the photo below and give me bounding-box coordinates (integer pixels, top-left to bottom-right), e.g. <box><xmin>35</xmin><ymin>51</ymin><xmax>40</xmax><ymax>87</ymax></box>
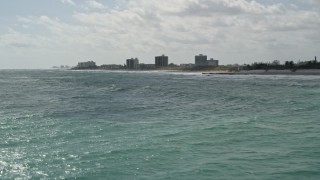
<box><xmin>1</xmin><ymin>70</ymin><xmax>319</xmax><ymax>179</ymax></box>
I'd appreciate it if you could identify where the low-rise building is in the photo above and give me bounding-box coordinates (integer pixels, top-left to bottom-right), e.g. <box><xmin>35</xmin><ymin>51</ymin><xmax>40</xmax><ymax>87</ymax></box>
<box><xmin>100</xmin><ymin>64</ymin><xmax>124</xmax><ymax>70</ymax></box>
<box><xmin>139</xmin><ymin>63</ymin><xmax>155</xmax><ymax>70</ymax></box>
<box><xmin>207</xmin><ymin>58</ymin><xmax>219</xmax><ymax>66</ymax></box>
<box><xmin>180</xmin><ymin>63</ymin><xmax>196</xmax><ymax>69</ymax></box>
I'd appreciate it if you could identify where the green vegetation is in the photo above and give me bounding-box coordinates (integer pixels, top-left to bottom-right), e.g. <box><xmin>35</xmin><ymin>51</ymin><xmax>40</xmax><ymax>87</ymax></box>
<box><xmin>246</xmin><ymin>58</ymin><xmax>320</xmax><ymax>71</ymax></box>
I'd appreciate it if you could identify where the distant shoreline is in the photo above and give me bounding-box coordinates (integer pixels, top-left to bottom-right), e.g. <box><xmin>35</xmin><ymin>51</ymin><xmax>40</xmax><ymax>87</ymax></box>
<box><xmin>68</xmin><ymin>68</ymin><xmax>320</xmax><ymax>75</ymax></box>
<box><xmin>202</xmin><ymin>69</ymin><xmax>320</xmax><ymax>75</ymax></box>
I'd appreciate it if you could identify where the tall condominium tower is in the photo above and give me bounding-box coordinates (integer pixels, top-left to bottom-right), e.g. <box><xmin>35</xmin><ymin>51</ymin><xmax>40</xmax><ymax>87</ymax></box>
<box><xmin>126</xmin><ymin>58</ymin><xmax>139</xmax><ymax>69</ymax></box>
<box><xmin>155</xmin><ymin>54</ymin><xmax>169</xmax><ymax>68</ymax></box>
<box><xmin>195</xmin><ymin>54</ymin><xmax>208</xmax><ymax>66</ymax></box>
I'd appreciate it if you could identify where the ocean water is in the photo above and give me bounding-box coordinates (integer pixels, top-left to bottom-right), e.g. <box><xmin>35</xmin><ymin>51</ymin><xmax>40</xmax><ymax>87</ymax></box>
<box><xmin>0</xmin><ymin>70</ymin><xmax>319</xmax><ymax>179</ymax></box>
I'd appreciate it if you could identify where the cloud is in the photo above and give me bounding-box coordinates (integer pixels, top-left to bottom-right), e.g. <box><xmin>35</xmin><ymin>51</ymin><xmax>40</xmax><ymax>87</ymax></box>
<box><xmin>15</xmin><ymin>15</ymin><xmax>94</xmax><ymax>47</ymax></box>
<box><xmin>60</xmin><ymin>0</ymin><xmax>75</xmax><ymax>6</ymax></box>
<box><xmin>3</xmin><ymin>0</ymin><xmax>320</xmax><ymax>67</ymax></box>
<box><xmin>176</xmin><ymin>0</ymin><xmax>284</xmax><ymax>16</ymax></box>
<box><xmin>0</xmin><ymin>29</ymin><xmax>51</xmax><ymax>49</ymax></box>
<box><xmin>83</xmin><ymin>1</ymin><xmax>107</xmax><ymax>10</ymax></box>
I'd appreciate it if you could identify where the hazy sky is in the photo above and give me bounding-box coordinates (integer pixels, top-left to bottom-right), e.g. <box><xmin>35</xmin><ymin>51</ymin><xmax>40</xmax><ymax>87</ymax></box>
<box><xmin>0</xmin><ymin>0</ymin><xmax>319</xmax><ymax>68</ymax></box>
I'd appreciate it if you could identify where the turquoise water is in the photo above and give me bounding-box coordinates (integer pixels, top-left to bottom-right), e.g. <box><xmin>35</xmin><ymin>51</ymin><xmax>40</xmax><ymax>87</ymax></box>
<box><xmin>0</xmin><ymin>70</ymin><xmax>320</xmax><ymax>179</ymax></box>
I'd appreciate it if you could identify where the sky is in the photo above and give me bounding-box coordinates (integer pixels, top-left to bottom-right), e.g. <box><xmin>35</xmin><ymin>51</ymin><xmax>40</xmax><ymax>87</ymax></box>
<box><xmin>0</xmin><ymin>0</ymin><xmax>319</xmax><ymax>69</ymax></box>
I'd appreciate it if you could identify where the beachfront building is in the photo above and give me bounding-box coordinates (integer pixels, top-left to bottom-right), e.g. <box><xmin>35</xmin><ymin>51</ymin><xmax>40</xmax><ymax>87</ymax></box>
<box><xmin>180</xmin><ymin>63</ymin><xmax>195</xmax><ymax>69</ymax></box>
<box><xmin>140</xmin><ymin>63</ymin><xmax>155</xmax><ymax>70</ymax></box>
<box><xmin>126</xmin><ymin>58</ymin><xmax>139</xmax><ymax>69</ymax></box>
<box><xmin>76</xmin><ymin>61</ymin><xmax>97</xmax><ymax>69</ymax></box>
<box><xmin>195</xmin><ymin>54</ymin><xmax>208</xmax><ymax>66</ymax></box>
<box><xmin>207</xmin><ymin>58</ymin><xmax>219</xmax><ymax>67</ymax></box>
<box><xmin>155</xmin><ymin>54</ymin><xmax>169</xmax><ymax>68</ymax></box>
<box><xmin>100</xmin><ymin>64</ymin><xmax>124</xmax><ymax>70</ymax></box>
